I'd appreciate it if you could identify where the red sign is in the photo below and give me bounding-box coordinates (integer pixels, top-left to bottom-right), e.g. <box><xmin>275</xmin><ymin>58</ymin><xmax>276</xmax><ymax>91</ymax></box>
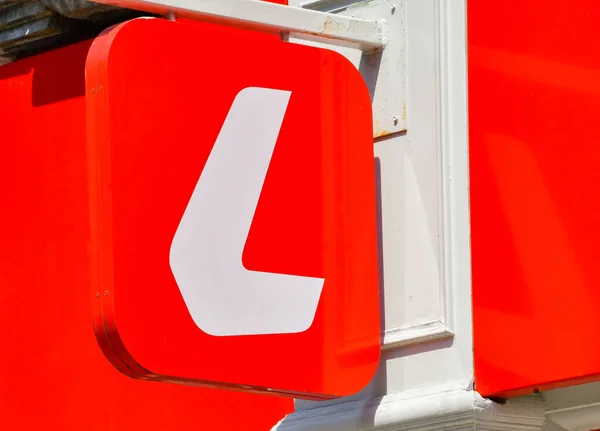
<box><xmin>0</xmin><ymin>38</ymin><xmax>292</xmax><ymax>430</ymax></box>
<box><xmin>86</xmin><ymin>18</ymin><xmax>380</xmax><ymax>398</ymax></box>
<box><xmin>470</xmin><ymin>0</ymin><xmax>600</xmax><ymax>397</ymax></box>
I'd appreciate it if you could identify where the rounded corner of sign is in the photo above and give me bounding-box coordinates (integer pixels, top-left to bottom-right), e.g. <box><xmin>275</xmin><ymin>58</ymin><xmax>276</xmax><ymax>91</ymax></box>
<box><xmin>328</xmin><ymin>334</ymin><xmax>382</xmax><ymax>398</ymax></box>
<box><xmin>85</xmin><ymin>22</ymin><xmax>124</xmax><ymax>69</ymax></box>
<box><xmin>93</xmin><ymin>313</ymin><xmax>158</xmax><ymax>382</ymax></box>
<box><xmin>85</xmin><ymin>17</ymin><xmax>161</xmax><ymax>72</ymax></box>
<box><xmin>91</xmin><ymin>318</ymin><xmax>137</xmax><ymax>380</ymax></box>
<box><xmin>335</xmin><ymin>365</ymin><xmax>381</xmax><ymax>399</ymax></box>
<box><xmin>321</xmin><ymin>48</ymin><xmax>372</xmax><ymax>98</ymax></box>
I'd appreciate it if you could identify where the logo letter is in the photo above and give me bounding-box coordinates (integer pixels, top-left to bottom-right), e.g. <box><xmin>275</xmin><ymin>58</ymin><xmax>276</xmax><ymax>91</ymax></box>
<box><xmin>170</xmin><ymin>87</ymin><xmax>325</xmax><ymax>336</ymax></box>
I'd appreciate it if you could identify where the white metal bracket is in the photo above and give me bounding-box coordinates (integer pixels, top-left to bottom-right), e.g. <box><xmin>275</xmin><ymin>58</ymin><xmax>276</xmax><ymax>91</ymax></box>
<box><xmin>291</xmin><ymin>0</ymin><xmax>406</xmax><ymax>137</ymax></box>
<box><xmin>90</xmin><ymin>0</ymin><xmax>406</xmax><ymax>137</ymax></box>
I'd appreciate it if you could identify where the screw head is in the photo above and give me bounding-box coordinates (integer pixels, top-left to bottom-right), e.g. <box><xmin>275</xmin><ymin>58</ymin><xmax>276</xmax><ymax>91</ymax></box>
<box><xmin>391</xmin><ymin>4</ymin><xmax>396</xmax><ymax>14</ymax></box>
<box><xmin>95</xmin><ymin>292</ymin><xmax>100</xmax><ymax>298</ymax></box>
<box><xmin>104</xmin><ymin>291</ymin><xmax>109</xmax><ymax>296</ymax></box>
<box><xmin>393</xmin><ymin>116</ymin><xmax>399</xmax><ymax>126</ymax></box>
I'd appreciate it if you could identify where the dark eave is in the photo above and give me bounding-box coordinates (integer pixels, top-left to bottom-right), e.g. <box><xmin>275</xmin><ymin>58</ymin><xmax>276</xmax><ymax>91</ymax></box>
<box><xmin>0</xmin><ymin>0</ymin><xmax>150</xmax><ymax>62</ymax></box>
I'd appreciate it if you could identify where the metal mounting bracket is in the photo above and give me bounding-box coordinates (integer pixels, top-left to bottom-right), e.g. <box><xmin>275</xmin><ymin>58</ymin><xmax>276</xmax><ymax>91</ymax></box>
<box><xmin>91</xmin><ymin>0</ymin><xmax>385</xmax><ymax>50</ymax></box>
<box><xmin>290</xmin><ymin>0</ymin><xmax>406</xmax><ymax>137</ymax></box>
<box><xmin>90</xmin><ymin>0</ymin><xmax>406</xmax><ymax>137</ymax></box>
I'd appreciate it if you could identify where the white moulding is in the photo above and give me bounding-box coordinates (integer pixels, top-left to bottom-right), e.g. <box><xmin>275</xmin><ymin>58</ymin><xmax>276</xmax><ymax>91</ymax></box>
<box><xmin>542</xmin><ymin>382</ymin><xmax>600</xmax><ymax>431</ymax></box>
<box><xmin>272</xmin><ymin>385</ymin><xmax>546</xmax><ymax>431</ymax></box>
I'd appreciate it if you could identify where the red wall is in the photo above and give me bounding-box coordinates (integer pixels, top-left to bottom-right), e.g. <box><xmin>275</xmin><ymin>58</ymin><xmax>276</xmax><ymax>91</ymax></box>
<box><xmin>470</xmin><ymin>0</ymin><xmax>600</xmax><ymax>397</ymax></box>
<box><xmin>0</xmin><ymin>39</ymin><xmax>292</xmax><ymax>430</ymax></box>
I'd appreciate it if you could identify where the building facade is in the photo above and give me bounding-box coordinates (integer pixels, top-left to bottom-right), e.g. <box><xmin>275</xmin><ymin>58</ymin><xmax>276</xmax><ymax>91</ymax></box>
<box><xmin>1</xmin><ymin>0</ymin><xmax>600</xmax><ymax>430</ymax></box>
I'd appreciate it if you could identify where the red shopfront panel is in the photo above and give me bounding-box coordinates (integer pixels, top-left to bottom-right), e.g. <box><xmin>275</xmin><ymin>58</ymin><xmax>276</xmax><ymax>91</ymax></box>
<box><xmin>0</xmin><ymin>40</ymin><xmax>292</xmax><ymax>430</ymax></box>
<box><xmin>470</xmin><ymin>0</ymin><xmax>600</xmax><ymax>397</ymax></box>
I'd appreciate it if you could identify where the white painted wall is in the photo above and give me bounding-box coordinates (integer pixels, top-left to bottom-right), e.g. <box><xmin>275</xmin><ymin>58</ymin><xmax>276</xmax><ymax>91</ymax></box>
<box><xmin>287</xmin><ymin>0</ymin><xmax>472</xmax><ymax>407</ymax></box>
<box><xmin>274</xmin><ymin>2</ymin><xmax>600</xmax><ymax>430</ymax></box>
